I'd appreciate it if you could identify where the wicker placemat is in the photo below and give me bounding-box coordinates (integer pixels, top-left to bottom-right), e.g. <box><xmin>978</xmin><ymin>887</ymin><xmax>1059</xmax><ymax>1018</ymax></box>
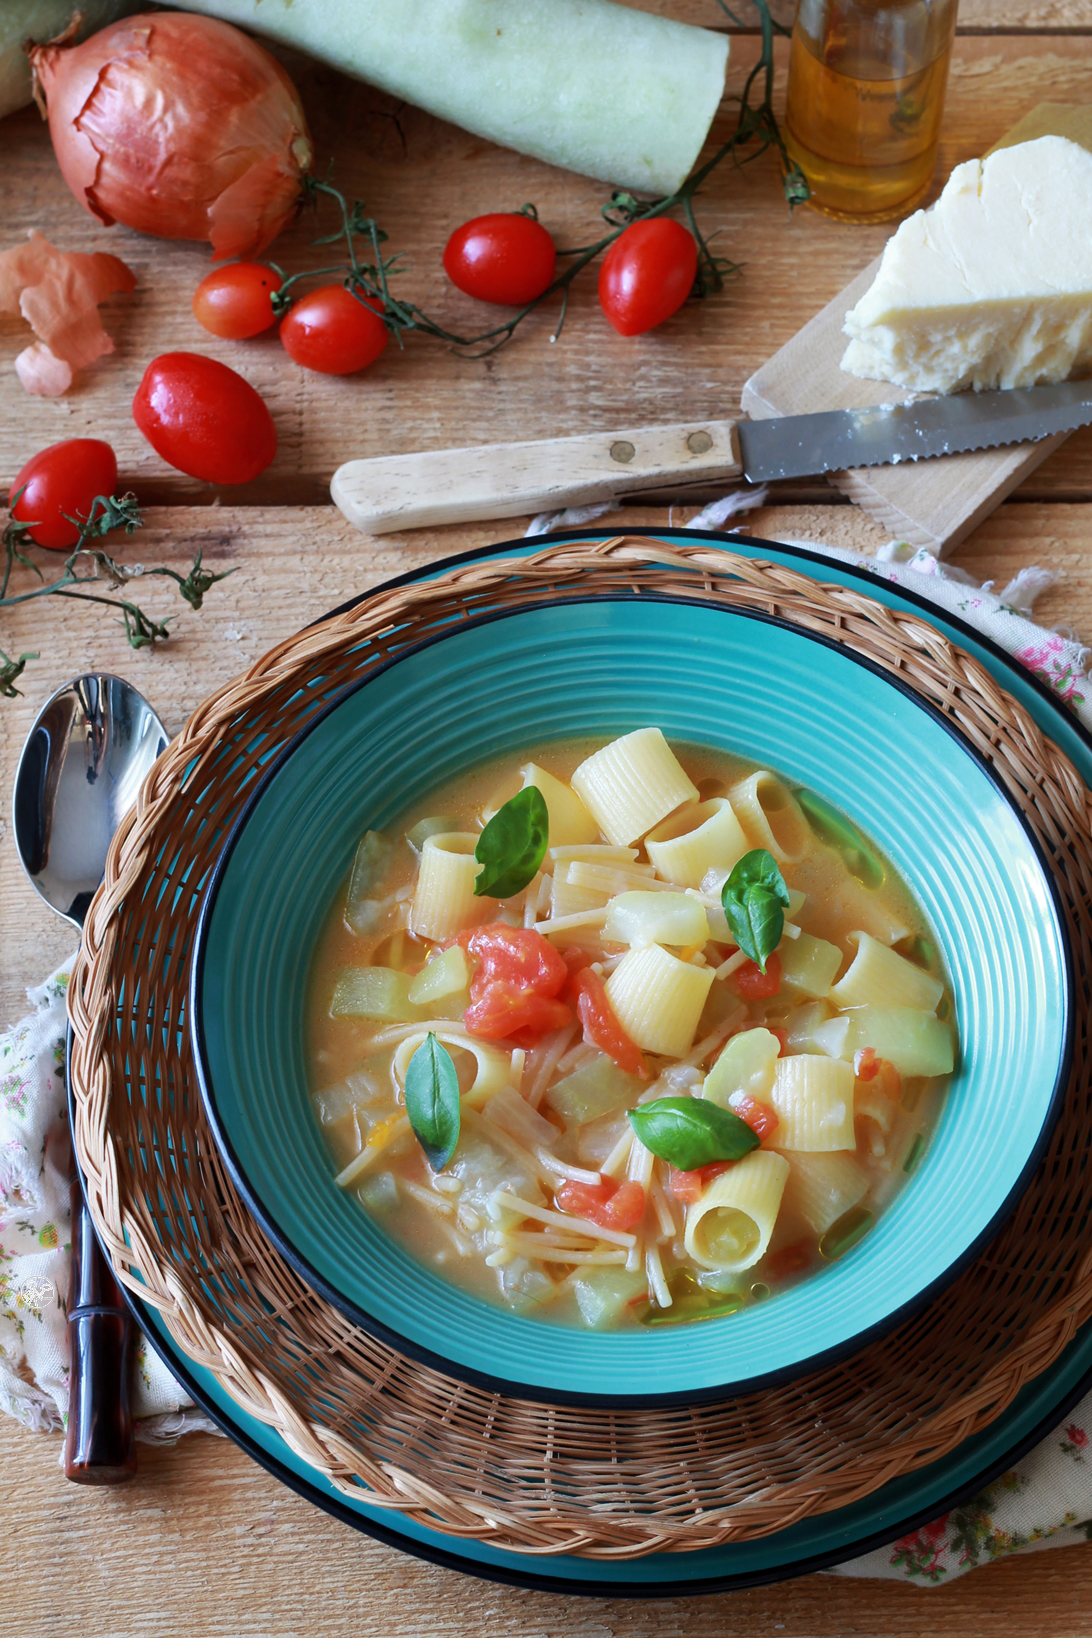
<box><xmin>68</xmin><ymin>537</ymin><xmax>1092</xmax><ymax>1559</ymax></box>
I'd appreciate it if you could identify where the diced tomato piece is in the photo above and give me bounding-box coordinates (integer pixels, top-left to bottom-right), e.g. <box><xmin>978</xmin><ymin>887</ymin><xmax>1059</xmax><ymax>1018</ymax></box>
<box><xmin>668</xmin><ymin>1160</ymin><xmax>735</xmax><ymax>1203</ymax></box>
<box><xmin>560</xmin><ymin>946</ymin><xmax>596</xmax><ymax>977</ymax></box>
<box><xmin>854</xmin><ymin>1046</ymin><xmax>879</xmax><ymax>1080</ymax></box>
<box><xmin>854</xmin><ymin>1047</ymin><xmax>901</xmax><ymax>1101</ymax></box>
<box><xmin>463</xmin><ymin>925</ymin><xmax>568</xmax><ymax>995</ymax></box>
<box><xmin>568</xmin><ymin>965</ymin><xmax>647</xmax><ymax>1078</ymax></box>
<box><xmin>599</xmin><ymin>1180</ymin><xmax>647</xmax><ymax>1232</ymax></box>
<box><xmin>770</xmin><ymin>1027</ymin><xmax>788</xmax><ymax>1055</ymax></box>
<box><xmin>556</xmin><ymin>1177</ymin><xmax>647</xmax><ymax>1232</ymax></box>
<box><xmin>730</xmin><ymin>1094</ymin><xmax>779</xmax><ymax>1142</ymax></box>
<box><xmin>734</xmin><ymin>951</ymin><xmax>781</xmax><ymax>999</ymax></box>
<box><xmin>762</xmin><ymin>1240</ymin><xmax>815</xmax><ymax>1281</ymax></box>
<box><xmin>464</xmin><ymin>988</ymin><xmax>572</xmax><ymax>1041</ymax></box>
<box><xmin>461</xmin><ymin>925</ymin><xmax>572</xmax><ymax>1043</ymax></box>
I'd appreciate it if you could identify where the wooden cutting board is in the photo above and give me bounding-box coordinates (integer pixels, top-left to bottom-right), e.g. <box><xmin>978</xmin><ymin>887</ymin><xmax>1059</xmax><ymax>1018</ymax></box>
<box><xmin>741</xmin><ymin>105</ymin><xmax>1092</xmax><ymax>557</ymax></box>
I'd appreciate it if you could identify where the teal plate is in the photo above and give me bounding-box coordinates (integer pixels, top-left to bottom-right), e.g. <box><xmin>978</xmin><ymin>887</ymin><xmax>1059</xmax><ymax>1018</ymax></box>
<box><xmin>193</xmin><ymin>546</ymin><xmax>1072</xmax><ymax>1405</ymax></box>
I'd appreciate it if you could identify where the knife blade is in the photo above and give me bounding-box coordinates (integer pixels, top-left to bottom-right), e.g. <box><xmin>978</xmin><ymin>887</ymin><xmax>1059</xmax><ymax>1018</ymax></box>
<box><xmin>331</xmin><ymin>380</ymin><xmax>1092</xmax><ymax>536</ymax></box>
<box><xmin>736</xmin><ymin>379</ymin><xmax>1092</xmax><ymax>482</ymax></box>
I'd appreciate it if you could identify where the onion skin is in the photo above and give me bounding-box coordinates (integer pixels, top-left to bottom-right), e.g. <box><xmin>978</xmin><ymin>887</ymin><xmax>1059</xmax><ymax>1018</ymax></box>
<box><xmin>28</xmin><ymin>13</ymin><xmax>313</xmax><ymax>260</ymax></box>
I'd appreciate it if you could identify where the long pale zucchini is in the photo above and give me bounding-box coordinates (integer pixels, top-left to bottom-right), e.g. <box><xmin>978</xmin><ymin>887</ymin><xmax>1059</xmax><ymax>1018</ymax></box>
<box><xmin>181</xmin><ymin>0</ymin><xmax>730</xmax><ymax>194</ymax></box>
<box><xmin>0</xmin><ymin>1</ymin><xmax>142</xmax><ymax>120</ymax></box>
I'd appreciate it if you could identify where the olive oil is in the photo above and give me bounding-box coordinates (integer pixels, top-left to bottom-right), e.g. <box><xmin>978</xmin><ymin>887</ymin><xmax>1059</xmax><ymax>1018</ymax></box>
<box><xmin>784</xmin><ymin>0</ymin><xmax>956</xmax><ymax>223</ymax></box>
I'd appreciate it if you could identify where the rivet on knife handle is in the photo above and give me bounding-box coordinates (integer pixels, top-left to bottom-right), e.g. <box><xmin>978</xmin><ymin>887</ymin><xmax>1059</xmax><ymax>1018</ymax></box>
<box><xmin>331</xmin><ymin>421</ymin><xmax>743</xmax><ymax>535</ymax></box>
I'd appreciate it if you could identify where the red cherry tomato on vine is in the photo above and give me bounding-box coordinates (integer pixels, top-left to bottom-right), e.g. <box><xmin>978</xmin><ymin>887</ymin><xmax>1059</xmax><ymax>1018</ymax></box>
<box><xmin>443</xmin><ymin>213</ymin><xmax>557</xmax><ymax>306</ymax></box>
<box><xmin>598</xmin><ymin>218</ymin><xmax>698</xmax><ymax>336</ymax></box>
<box><xmin>132</xmin><ymin>353</ymin><xmax>277</xmax><ymax>485</ymax></box>
<box><xmin>9</xmin><ymin>439</ymin><xmax>118</xmax><ymax>551</ymax></box>
<box><xmin>279</xmin><ymin>285</ymin><xmax>388</xmax><ymax>376</ymax></box>
<box><xmin>192</xmin><ymin>263</ymin><xmax>283</xmax><ymax>340</ymax></box>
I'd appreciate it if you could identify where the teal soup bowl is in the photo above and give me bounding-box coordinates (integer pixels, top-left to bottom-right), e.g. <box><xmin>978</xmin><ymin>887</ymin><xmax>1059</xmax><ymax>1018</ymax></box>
<box><xmin>193</xmin><ymin>594</ymin><xmax>1072</xmax><ymax>1405</ymax></box>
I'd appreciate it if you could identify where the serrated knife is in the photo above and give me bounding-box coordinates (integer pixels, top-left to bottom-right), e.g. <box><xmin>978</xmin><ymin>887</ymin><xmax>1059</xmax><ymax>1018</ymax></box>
<box><xmin>331</xmin><ymin>379</ymin><xmax>1092</xmax><ymax>535</ymax></box>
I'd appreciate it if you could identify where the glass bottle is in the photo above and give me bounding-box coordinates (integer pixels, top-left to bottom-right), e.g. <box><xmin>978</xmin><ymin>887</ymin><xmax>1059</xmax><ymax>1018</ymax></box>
<box><xmin>783</xmin><ymin>0</ymin><xmax>959</xmax><ymax>224</ymax></box>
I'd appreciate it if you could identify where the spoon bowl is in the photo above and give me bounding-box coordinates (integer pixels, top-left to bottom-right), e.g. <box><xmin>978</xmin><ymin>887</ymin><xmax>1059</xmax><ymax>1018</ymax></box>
<box><xmin>13</xmin><ymin>674</ymin><xmax>167</xmax><ymax>928</ymax></box>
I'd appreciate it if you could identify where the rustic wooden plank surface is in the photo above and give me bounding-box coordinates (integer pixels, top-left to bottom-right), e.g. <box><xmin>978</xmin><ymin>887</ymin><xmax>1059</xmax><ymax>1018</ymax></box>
<box><xmin>6</xmin><ymin>3</ymin><xmax>1092</xmax><ymax>1631</ymax></box>
<box><xmin>6</xmin><ymin>35</ymin><xmax>1092</xmax><ymax>508</ymax></box>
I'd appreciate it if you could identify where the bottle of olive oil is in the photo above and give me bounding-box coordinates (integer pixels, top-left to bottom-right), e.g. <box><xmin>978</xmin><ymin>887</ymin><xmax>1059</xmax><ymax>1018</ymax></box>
<box><xmin>784</xmin><ymin>0</ymin><xmax>958</xmax><ymax>223</ymax></box>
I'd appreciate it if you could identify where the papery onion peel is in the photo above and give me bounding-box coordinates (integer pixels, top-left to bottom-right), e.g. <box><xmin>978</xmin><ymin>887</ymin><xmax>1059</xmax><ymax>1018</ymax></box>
<box><xmin>28</xmin><ymin>12</ymin><xmax>313</xmax><ymax>260</ymax></box>
<box><xmin>0</xmin><ymin>231</ymin><xmax>136</xmax><ymax>397</ymax></box>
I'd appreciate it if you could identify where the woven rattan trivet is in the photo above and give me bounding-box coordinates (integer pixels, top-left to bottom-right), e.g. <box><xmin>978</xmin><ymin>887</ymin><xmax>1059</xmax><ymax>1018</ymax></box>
<box><xmin>69</xmin><ymin>537</ymin><xmax>1092</xmax><ymax>1559</ymax></box>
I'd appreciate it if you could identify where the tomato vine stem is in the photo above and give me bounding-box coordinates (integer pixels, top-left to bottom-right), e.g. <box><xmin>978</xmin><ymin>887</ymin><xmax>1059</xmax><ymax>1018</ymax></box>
<box><xmin>0</xmin><ymin>494</ymin><xmax>234</xmax><ymax>699</ymax></box>
<box><xmin>277</xmin><ymin>0</ymin><xmax>805</xmax><ymax>356</ymax></box>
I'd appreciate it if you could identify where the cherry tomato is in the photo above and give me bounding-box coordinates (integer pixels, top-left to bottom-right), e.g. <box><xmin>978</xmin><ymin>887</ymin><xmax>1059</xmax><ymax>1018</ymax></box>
<box><xmin>461</xmin><ymin>926</ymin><xmax>572</xmax><ymax>1043</ymax></box>
<box><xmin>443</xmin><ymin>212</ymin><xmax>557</xmax><ymax>306</ymax></box>
<box><xmin>568</xmin><ymin>965</ymin><xmax>647</xmax><ymax>1078</ymax></box>
<box><xmin>8</xmin><ymin>439</ymin><xmax>117</xmax><ymax>551</ymax></box>
<box><xmin>279</xmin><ymin>285</ymin><xmax>388</xmax><ymax>376</ymax></box>
<box><xmin>734</xmin><ymin>952</ymin><xmax>782</xmax><ymax>1000</ymax></box>
<box><xmin>598</xmin><ymin>218</ymin><xmax>698</xmax><ymax>337</ymax></box>
<box><xmin>192</xmin><ymin>263</ymin><xmax>282</xmax><ymax>339</ymax></box>
<box><xmin>556</xmin><ymin>1178</ymin><xmax>647</xmax><ymax>1233</ymax></box>
<box><xmin>132</xmin><ymin>353</ymin><xmax>277</xmax><ymax>485</ymax></box>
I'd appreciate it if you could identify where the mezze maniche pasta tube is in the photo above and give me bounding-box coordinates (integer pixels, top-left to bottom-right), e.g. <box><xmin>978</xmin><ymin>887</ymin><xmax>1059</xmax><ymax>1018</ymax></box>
<box><xmin>180</xmin><ymin>0</ymin><xmax>731</xmax><ymax>193</ymax></box>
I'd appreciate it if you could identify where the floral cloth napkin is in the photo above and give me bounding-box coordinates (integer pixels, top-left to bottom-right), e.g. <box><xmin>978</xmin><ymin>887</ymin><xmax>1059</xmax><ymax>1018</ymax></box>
<box><xmin>3</xmin><ymin>507</ymin><xmax>1090</xmax><ymax>1579</ymax></box>
<box><xmin>0</xmin><ymin>963</ymin><xmax>218</xmax><ymax>1447</ymax></box>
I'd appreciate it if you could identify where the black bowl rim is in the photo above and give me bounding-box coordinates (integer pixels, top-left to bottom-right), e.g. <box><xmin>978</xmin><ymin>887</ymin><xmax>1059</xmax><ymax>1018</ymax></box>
<box><xmin>189</xmin><ymin>552</ymin><xmax>1075</xmax><ymax>1410</ymax></box>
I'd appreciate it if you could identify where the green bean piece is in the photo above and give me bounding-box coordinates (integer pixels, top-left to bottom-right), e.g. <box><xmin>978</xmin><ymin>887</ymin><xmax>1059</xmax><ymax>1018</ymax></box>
<box><xmin>794</xmin><ymin>788</ymin><xmax>885</xmax><ymax>890</ymax></box>
<box><xmin>903</xmin><ymin>1132</ymin><xmax>927</xmax><ymax>1175</ymax></box>
<box><xmin>819</xmin><ymin>1204</ymin><xmax>876</xmax><ymax>1263</ymax></box>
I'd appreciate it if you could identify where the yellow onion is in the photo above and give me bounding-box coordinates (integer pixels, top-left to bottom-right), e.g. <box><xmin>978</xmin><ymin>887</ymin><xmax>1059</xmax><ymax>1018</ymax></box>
<box><xmin>28</xmin><ymin>13</ymin><xmax>313</xmax><ymax>260</ymax></box>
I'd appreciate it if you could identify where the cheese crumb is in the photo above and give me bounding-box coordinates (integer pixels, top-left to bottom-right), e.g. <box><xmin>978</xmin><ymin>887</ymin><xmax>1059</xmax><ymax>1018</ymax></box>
<box><xmin>841</xmin><ymin>135</ymin><xmax>1092</xmax><ymax>394</ymax></box>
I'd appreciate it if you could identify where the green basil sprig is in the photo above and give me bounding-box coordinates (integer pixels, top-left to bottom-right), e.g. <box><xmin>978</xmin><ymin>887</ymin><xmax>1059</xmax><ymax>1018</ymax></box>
<box><xmin>794</xmin><ymin>788</ymin><xmax>884</xmax><ymax>891</ymax></box>
<box><xmin>474</xmin><ymin>786</ymin><xmax>548</xmax><ymax>899</ymax></box>
<box><xmin>721</xmin><ymin>847</ymin><xmax>790</xmax><ymax>973</ymax></box>
<box><xmin>404</xmin><ymin>1033</ymin><xmax>461</xmax><ymax>1171</ymax></box>
<box><xmin>627</xmin><ymin>1097</ymin><xmax>759</xmax><ymax>1171</ymax></box>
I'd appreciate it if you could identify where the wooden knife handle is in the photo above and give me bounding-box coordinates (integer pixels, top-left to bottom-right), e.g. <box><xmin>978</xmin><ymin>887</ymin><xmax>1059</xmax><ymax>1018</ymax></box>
<box><xmin>64</xmin><ymin>1174</ymin><xmax>137</xmax><ymax>1484</ymax></box>
<box><xmin>331</xmin><ymin>419</ymin><xmax>743</xmax><ymax>535</ymax></box>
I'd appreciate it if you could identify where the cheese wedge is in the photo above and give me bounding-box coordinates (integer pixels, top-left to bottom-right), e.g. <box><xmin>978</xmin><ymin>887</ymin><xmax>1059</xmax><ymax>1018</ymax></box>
<box><xmin>841</xmin><ymin>135</ymin><xmax>1092</xmax><ymax>394</ymax></box>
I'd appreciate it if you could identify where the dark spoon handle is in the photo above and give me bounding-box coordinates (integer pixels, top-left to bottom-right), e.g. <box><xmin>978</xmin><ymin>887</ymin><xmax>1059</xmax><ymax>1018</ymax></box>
<box><xmin>64</xmin><ymin>1173</ymin><xmax>137</xmax><ymax>1483</ymax></box>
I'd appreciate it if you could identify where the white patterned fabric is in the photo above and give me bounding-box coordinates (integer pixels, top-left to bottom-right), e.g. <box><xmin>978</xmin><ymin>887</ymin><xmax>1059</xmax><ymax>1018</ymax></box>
<box><xmin>0</xmin><ymin>962</ymin><xmax>218</xmax><ymax>1446</ymax></box>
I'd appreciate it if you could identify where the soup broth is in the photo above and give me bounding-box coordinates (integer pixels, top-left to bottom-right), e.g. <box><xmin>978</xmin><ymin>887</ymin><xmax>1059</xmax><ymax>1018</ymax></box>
<box><xmin>306</xmin><ymin>732</ymin><xmax>955</xmax><ymax>1331</ymax></box>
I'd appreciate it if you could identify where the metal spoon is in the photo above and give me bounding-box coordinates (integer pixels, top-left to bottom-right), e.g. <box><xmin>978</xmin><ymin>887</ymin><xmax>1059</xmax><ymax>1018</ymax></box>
<box><xmin>13</xmin><ymin>674</ymin><xmax>168</xmax><ymax>1483</ymax></box>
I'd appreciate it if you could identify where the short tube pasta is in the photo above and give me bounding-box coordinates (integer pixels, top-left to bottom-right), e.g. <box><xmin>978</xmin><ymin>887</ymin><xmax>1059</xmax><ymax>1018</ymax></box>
<box><xmin>410</xmin><ymin>832</ymin><xmax>484</xmax><ymax>940</ymax></box>
<box><xmin>780</xmin><ymin>1150</ymin><xmax>869</xmax><ymax>1236</ymax></box>
<box><xmin>728</xmin><ymin>770</ymin><xmax>809</xmax><ymax>863</ymax></box>
<box><xmin>771</xmin><ymin>1055</ymin><xmax>856</xmax><ymax>1150</ymax></box>
<box><xmin>605</xmin><ymin>943</ymin><xmax>714</xmax><ymax>1057</ymax></box>
<box><xmin>571</xmin><ymin>728</ymin><xmax>698</xmax><ymax>845</ymax></box>
<box><xmin>830</xmin><ymin>931</ymin><xmax>944</xmax><ymax>1012</ymax></box>
<box><xmin>521</xmin><ymin>762</ymin><xmax>599</xmax><ymax>846</ymax></box>
<box><xmin>684</xmin><ymin>1150</ymin><xmax>790</xmax><ymax>1272</ymax></box>
<box><xmin>645</xmin><ymin>797</ymin><xmax>750</xmax><ymax>888</ymax></box>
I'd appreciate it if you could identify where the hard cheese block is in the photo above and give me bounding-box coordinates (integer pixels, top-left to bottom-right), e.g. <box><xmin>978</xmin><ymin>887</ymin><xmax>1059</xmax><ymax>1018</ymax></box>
<box><xmin>741</xmin><ymin>106</ymin><xmax>1092</xmax><ymax>556</ymax></box>
<box><xmin>842</xmin><ymin>136</ymin><xmax>1092</xmax><ymax>393</ymax></box>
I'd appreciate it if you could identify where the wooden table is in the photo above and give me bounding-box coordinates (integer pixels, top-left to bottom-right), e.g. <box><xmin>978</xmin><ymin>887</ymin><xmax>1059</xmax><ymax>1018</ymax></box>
<box><xmin>4</xmin><ymin>6</ymin><xmax>1092</xmax><ymax>1633</ymax></box>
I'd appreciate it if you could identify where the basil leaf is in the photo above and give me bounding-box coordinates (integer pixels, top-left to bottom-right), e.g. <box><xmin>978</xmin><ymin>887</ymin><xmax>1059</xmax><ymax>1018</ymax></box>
<box><xmin>794</xmin><ymin>788</ymin><xmax>884</xmax><ymax>891</ymax></box>
<box><xmin>404</xmin><ymin>1033</ymin><xmax>461</xmax><ymax>1171</ymax></box>
<box><xmin>627</xmin><ymin>1097</ymin><xmax>760</xmax><ymax>1171</ymax></box>
<box><xmin>721</xmin><ymin>848</ymin><xmax>790</xmax><ymax>972</ymax></box>
<box><xmin>474</xmin><ymin>785</ymin><xmax>549</xmax><ymax>899</ymax></box>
